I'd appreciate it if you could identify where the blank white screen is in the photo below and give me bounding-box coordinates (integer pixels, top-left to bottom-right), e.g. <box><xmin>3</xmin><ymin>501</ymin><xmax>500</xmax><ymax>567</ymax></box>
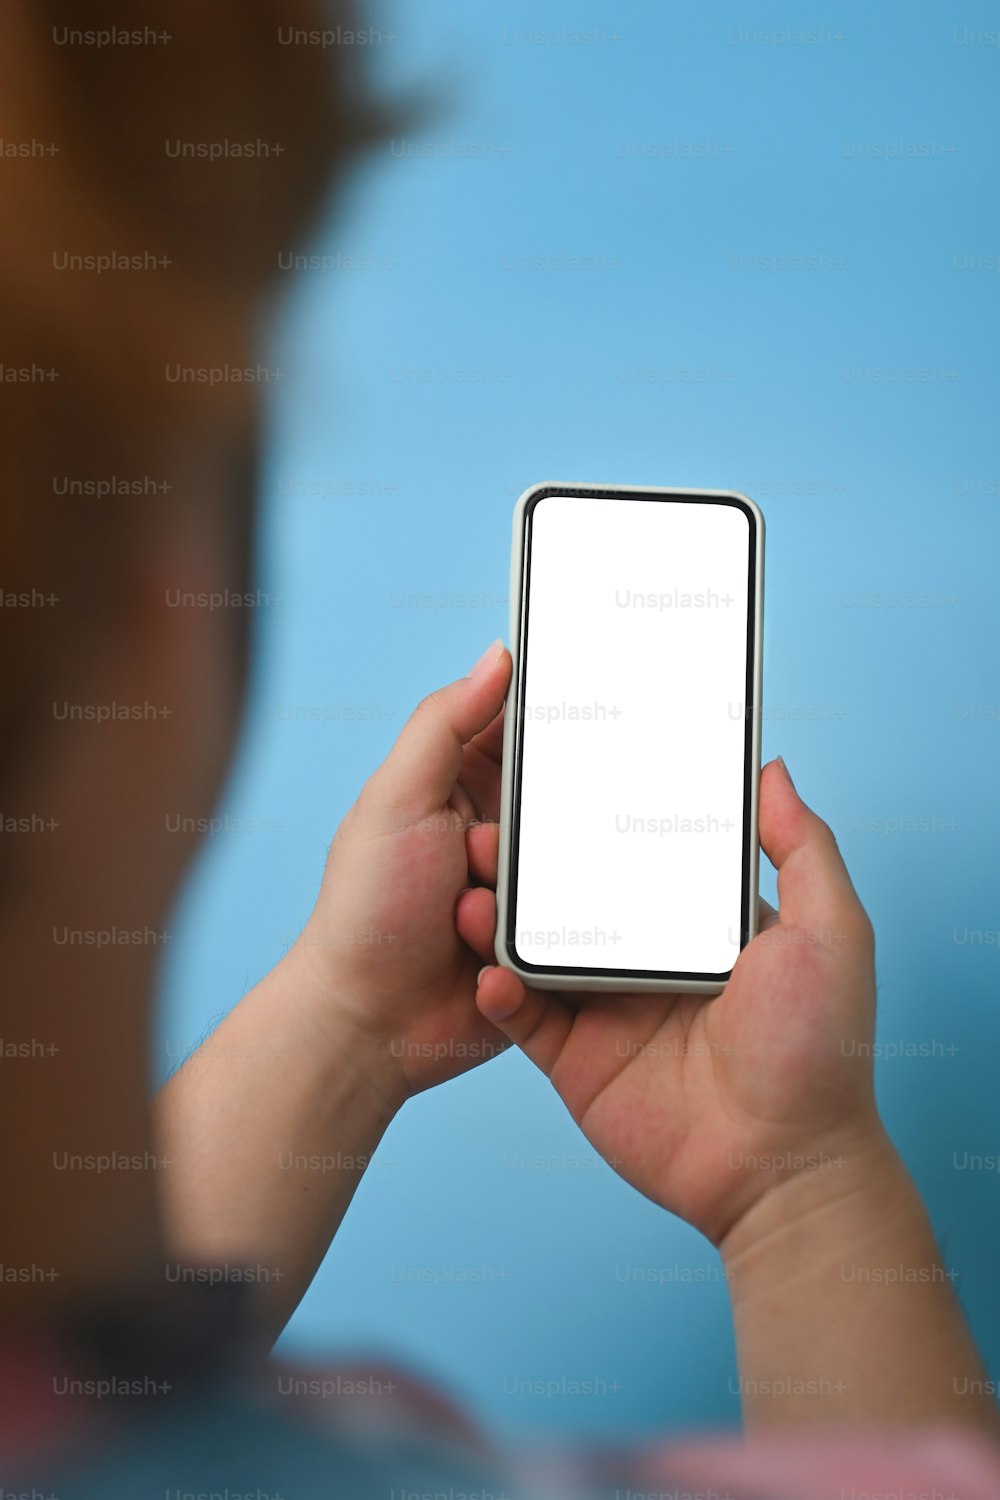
<box><xmin>512</xmin><ymin>494</ymin><xmax>751</xmax><ymax>975</ymax></box>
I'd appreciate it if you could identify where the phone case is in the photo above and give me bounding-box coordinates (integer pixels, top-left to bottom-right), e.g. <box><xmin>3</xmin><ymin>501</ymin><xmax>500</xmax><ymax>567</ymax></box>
<box><xmin>494</xmin><ymin>482</ymin><xmax>765</xmax><ymax>996</ymax></box>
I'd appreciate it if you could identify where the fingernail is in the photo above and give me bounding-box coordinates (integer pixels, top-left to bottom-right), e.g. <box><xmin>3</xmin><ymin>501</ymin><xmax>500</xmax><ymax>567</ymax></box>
<box><xmin>468</xmin><ymin>639</ymin><xmax>504</xmax><ymax>681</ymax></box>
<box><xmin>776</xmin><ymin>755</ymin><xmax>796</xmax><ymax>791</ymax></box>
<box><xmin>477</xmin><ymin>965</ymin><xmax>494</xmax><ymax>985</ymax></box>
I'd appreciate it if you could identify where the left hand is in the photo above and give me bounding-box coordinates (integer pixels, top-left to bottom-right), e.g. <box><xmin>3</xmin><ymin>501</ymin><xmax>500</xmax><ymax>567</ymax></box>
<box><xmin>286</xmin><ymin>639</ymin><xmax>513</xmax><ymax>1100</ymax></box>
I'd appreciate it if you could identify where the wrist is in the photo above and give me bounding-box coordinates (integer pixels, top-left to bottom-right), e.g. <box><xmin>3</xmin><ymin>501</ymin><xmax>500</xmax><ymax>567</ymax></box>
<box><xmin>719</xmin><ymin>1123</ymin><xmax>919</xmax><ymax>1298</ymax></box>
<box><xmin>716</xmin><ymin>1125</ymin><xmax>999</xmax><ymax>1433</ymax></box>
<box><xmin>266</xmin><ymin>940</ymin><xmax>412</xmax><ymax>1120</ymax></box>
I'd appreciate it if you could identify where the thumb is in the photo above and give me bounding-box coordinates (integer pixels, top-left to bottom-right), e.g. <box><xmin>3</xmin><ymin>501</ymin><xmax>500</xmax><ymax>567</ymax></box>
<box><xmin>758</xmin><ymin>757</ymin><xmax>871</xmax><ymax>945</ymax></box>
<box><xmin>366</xmin><ymin>641</ymin><xmax>511</xmax><ymax>818</ymax></box>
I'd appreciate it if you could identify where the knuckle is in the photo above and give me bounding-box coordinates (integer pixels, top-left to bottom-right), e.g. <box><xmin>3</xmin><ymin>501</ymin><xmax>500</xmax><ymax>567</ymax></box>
<box><xmin>854</xmin><ymin>908</ymin><xmax>876</xmax><ymax>953</ymax></box>
<box><xmin>838</xmin><ymin>903</ymin><xmax>875</xmax><ymax>954</ymax></box>
<box><xmin>812</xmin><ymin>813</ymin><xmax>841</xmax><ymax>855</ymax></box>
<box><xmin>415</xmin><ymin>686</ymin><xmax>449</xmax><ymax>721</ymax></box>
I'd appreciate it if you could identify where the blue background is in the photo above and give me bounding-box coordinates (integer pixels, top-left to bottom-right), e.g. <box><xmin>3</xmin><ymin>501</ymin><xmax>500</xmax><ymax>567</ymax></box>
<box><xmin>156</xmin><ymin>1</ymin><xmax>1000</xmax><ymax>1440</ymax></box>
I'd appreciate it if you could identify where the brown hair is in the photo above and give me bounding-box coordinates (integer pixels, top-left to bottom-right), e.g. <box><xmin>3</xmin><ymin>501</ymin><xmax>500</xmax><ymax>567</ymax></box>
<box><xmin>0</xmin><ymin>0</ymin><xmax>385</xmax><ymax>791</ymax></box>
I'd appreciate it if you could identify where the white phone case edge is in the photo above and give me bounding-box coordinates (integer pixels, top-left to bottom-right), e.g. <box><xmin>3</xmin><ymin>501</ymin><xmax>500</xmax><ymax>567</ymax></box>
<box><xmin>494</xmin><ymin>481</ymin><xmax>765</xmax><ymax>997</ymax></box>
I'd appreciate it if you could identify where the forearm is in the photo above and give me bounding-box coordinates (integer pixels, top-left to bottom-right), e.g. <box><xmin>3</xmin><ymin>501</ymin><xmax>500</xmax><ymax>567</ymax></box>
<box><xmin>721</xmin><ymin>1131</ymin><xmax>999</xmax><ymax>1435</ymax></box>
<box><xmin>155</xmin><ymin>948</ymin><xmax>406</xmax><ymax>1340</ymax></box>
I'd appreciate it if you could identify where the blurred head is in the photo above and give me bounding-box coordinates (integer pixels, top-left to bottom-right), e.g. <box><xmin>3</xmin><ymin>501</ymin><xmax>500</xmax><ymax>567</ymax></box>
<box><xmin>0</xmin><ymin>0</ymin><xmax>382</xmax><ymax>920</ymax></box>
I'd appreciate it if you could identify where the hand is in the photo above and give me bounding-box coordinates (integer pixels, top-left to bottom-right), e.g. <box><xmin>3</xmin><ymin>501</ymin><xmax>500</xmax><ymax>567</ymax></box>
<box><xmin>285</xmin><ymin>639</ymin><xmax>514</xmax><ymax>1103</ymax></box>
<box><xmin>457</xmin><ymin>757</ymin><xmax>885</xmax><ymax>1247</ymax></box>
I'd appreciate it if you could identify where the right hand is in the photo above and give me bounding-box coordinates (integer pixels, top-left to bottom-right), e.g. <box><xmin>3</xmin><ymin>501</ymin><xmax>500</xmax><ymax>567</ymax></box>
<box><xmin>456</xmin><ymin>757</ymin><xmax>888</xmax><ymax>1249</ymax></box>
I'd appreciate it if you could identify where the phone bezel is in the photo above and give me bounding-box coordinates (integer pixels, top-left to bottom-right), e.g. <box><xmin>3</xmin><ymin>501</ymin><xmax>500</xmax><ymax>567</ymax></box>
<box><xmin>495</xmin><ymin>482</ymin><xmax>764</xmax><ymax>996</ymax></box>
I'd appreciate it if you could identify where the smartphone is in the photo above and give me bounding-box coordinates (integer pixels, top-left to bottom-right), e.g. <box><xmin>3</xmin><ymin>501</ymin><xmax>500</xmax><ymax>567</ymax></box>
<box><xmin>495</xmin><ymin>483</ymin><xmax>764</xmax><ymax>995</ymax></box>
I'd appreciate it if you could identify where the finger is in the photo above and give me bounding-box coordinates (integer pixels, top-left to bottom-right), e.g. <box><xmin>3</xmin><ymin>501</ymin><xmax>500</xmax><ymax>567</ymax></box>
<box><xmin>455</xmin><ymin>886</ymin><xmax>497</xmax><ymax>963</ymax></box>
<box><xmin>476</xmin><ymin>966</ymin><xmax>575</xmax><ymax>1079</ymax></box>
<box><xmin>758</xmin><ymin>758</ymin><xmax>871</xmax><ymax>942</ymax></box>
<box><xmin>457</xmin><ymin>745</ymin><xmax>504</xmax><ymax>823</ymax></box>
<box><xmin>366</xmin><ymin>643</ymin><xmax>511</xmax><ymax>819</ymax></box>
<box><xmin>457</xmin><ymin>707</ymin><xmax>508</xmax><ymax>819</ymax></box>
<box><xmin>466</xmin><ymin>706</ymin><xmax>506</xmax><ymax>768</ymax></box>
<box><xmin>448</xmin><ymin>780</ymin><xmax>478</xmax><ymax>829</ymax></box>
<box><xmin>465</xmin><ymin>818</ymin><xmax>499</xmax><ymax>887</ymax></box>
<box><xmin>457</xmin><ymin>707</ymin><xmax>508</xmax><ymax>820</ymax></box>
